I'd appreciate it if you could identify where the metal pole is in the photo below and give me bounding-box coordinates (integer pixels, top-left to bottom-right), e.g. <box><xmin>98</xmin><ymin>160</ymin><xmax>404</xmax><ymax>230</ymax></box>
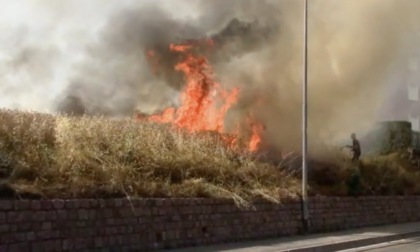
<box><xmin>302</xmin><ymin>0</ymin><xmax>310</xmax><ymax>232</ymax></box>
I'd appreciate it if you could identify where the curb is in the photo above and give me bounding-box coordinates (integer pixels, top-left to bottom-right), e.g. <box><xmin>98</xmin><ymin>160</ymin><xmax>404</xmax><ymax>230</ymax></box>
<box><xmin>280</xmin><ymin>230</ymin><xmax>420</xmax><ymax>252</ymax></box>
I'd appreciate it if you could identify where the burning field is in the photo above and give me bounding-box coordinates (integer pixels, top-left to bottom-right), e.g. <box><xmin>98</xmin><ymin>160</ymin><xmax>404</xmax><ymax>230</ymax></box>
<box><xmin>137</xmin><ymin>38</ymin><xmax>265</xmax><ymax>153</ymax></box>
<box><xmin>2</xmin><ymin>37</ymin><xmax>420</xmax><ymax>201</ymax></box>
<box><xmin>0</xmin><ymin>38</ymin><xmax>288</xmax><ymax>202</ymax></box>
<box><xmin>0</xmin><ymin>109</ymin><xmax>301</xmax><ymax>204</ymax></box>
<box><xmin>1</xmin><ymin>0</ymin><xmax>420</xmax><ymax>203</ymax></box>
<box><xmin>2</xmin><ymin>108</ymin><xmax>420</xmax><ymax>204</ymax></box>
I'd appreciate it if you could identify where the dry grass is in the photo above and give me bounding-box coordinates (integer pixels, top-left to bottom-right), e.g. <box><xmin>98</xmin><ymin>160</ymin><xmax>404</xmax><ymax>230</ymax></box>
<box><xmin>0</xmin><ymin>109</ymin><xmax>300</xmax><ymax>205</ymax></box>
<box><xmin>358</xmin><ymin>152</ymin><xmax>420</xmax><ymax>195</ymax></box>
<box><xmin>1</xmin><ymin>109</ymin><xmax>420</xmax><ymax>205</ymax></box>
<box><xmin>308</xmin><ymin>147</ymin><xmax>420</xmax><ymax>196</ymax></box>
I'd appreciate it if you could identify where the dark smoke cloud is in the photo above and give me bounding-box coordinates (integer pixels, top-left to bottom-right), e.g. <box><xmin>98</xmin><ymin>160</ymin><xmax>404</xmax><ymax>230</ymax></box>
<box><xmin>56</xmin><ymin>0</ymin><xmax>279</xmax><ymax>116</ymax></box>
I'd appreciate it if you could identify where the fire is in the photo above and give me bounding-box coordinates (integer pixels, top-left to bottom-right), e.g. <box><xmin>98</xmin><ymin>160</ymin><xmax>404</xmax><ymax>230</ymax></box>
<box><xmin>140</xmin><ymin>39</ymin><xmax>264</xmax><ymax>152</ymax></box>
<box><xmin>148</xmin><ymin>41</ymin><xmax>239</xmax><ymax>133</ymax></box>
<box><xmin>169</xmin><ymin>44</ymin><xmax>193</xmax><ymax>52</ymax></box>
<box><xmin>249</xmin><ymin>120</ymin><xmax>265</xmax><ymax>152</ymax></box>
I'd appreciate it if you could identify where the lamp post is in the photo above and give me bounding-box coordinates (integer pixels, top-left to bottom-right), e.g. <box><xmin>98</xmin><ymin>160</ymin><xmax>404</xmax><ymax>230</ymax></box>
<box><xmin>302</xmin><ymin>0</ymin><xmax>310</xmax><ymax>232</ymax></box>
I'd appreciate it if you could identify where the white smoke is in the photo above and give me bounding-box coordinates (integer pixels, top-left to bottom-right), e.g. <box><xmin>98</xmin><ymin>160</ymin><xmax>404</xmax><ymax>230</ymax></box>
<box><xmin>0</xmin><ymin>0</ymin><xmax>190</xmax><ymax>112</ymax></box>
<box><xmin>0</xmin><ymin>0</ymin><xmax>419</xmax><ymax>153</ymax></box>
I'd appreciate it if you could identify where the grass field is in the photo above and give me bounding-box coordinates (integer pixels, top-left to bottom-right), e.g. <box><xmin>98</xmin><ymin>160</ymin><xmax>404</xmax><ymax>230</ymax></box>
<box><xmin>0</xmin><ymin>109</ymin><xmax>419</xmax><ymax>205</ymax></box>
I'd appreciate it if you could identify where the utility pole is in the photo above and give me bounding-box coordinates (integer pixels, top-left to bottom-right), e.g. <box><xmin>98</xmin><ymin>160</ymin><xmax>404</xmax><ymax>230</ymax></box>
<box><xmin>302</xmin><ymin>0</ymin><xmax>310</xmax><ymax>232</ymax></box>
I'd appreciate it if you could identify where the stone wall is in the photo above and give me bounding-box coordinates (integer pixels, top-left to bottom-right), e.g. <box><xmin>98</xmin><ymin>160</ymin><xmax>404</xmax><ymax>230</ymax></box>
<box><xmin>1</xmin><ymin>196</ymin><xmax>420</xmax><ymax>251</ymax></box>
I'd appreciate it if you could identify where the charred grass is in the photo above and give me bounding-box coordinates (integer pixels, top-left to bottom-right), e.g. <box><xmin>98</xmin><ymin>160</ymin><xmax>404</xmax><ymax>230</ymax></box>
<box><xmin>1</xmin><ymin>109</ymin><xmax>419</xmax><ymax>205</ymax></box>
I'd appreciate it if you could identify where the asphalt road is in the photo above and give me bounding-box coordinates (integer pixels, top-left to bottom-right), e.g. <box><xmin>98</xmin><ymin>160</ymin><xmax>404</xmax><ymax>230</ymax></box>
<box><xmin>345</xmin><ymin>237</ymin><xmax>420</xmax><ymax>252</ymax></box>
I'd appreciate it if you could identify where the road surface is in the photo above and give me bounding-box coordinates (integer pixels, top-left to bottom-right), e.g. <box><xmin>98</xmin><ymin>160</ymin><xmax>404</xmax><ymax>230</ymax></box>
<box><xmin>344</xmin><ymin>237</ymin><xmax>420</xmax><ymax>252</ymax></box>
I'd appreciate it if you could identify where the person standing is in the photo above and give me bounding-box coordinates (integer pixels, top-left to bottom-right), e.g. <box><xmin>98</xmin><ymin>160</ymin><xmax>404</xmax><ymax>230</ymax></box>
<box><xmin>346</xmin><ymin>133</ymin><xmax>361</xmax><ymax>162</ymax></box>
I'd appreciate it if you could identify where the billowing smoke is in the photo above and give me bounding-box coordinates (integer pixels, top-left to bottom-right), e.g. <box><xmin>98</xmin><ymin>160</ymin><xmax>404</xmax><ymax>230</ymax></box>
<box><xmin>57</xmin><ymin>0</ymin><xmax>280</xmax><ymax>116</ymax></box>
<box><xmin>214</xmin><ymin>0</ymin><xmax>420</xmax><ymax>152</ymax></box>
<box><xmin>0</xmin><ymin>0</ymin><xmax>419</xmax><ymax>153</ymax></box>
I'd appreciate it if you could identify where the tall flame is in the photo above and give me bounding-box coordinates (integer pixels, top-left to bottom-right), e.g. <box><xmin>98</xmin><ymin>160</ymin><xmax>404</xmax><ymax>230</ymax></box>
<box><xmin>140</xmin><ymin>39</ymin><xmax>263</xmax><ymax>152</ymax></box>
<box><xmin>149</xmin><ymin>41</ymin><xmax>239</xmax><ymax>133</ymax></box>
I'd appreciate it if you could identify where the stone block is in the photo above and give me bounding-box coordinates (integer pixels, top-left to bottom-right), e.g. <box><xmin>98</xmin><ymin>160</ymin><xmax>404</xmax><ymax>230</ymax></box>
<box><xmin>14</xmin><ymin>200</ymin><xmax>30</xmax><ymax>210</ymax></box>
<box><xmin>0</xmin><ymin>200</ymin><xmax>13</xmax><ymax>210</ymax></box>
<box><xmin>40</xmin><ymin>200</ymin><xmax>53</xmax><ymax>210</ymax></box>
<box><xmin>78</xmin><ymin>209</ymin><xmax>89</xmax><ymax>220</ymax></box>
<box><xmin>33</xmin><ymin>211</ymin><xmax>46</xmax><ymax>222</ymax></box>
<box><xmin>52</xmin><ymin>200</ymin><xmax>65</xmax><ymax>209</ymax></box>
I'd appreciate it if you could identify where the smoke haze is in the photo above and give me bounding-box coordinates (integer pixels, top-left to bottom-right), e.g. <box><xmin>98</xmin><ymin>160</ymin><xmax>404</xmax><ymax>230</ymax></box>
<box><xmin>0</xmin><ymin>0</ymin><xmax>419</xmax><ymax>152</ymax></box>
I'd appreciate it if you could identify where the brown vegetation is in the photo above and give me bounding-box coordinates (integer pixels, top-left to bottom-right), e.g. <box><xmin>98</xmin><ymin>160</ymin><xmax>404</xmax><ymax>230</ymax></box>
<box><xmin>0</xmin><ymin>109</ymin><xmax>419</xmax><ymax>206</ymax></box>
<box><xmin>0</xmin><ymin>109</ymin><xmax>300</xmax><ymax>205</ymax></box>
<box><xmin>309</xmin><ymin>150</ymin><xmax>420</xmax><ymax>197</ymax></box>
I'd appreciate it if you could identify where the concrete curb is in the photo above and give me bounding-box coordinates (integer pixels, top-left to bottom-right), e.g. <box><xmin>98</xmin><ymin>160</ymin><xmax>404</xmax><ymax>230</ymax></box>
<box><xmin>280</xmin><ymin>230</ymin><xmax>420</xmax><ymax>252</ymax></box>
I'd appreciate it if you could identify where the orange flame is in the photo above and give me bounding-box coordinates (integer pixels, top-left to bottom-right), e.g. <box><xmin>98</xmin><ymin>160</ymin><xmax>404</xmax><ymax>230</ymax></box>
<box><xmin>140</xmin><ymin>39</ymin><xmax>264</xmax><ymax>152</ymax></box>
<box><xmin>169</xmin><ymin>44</ymin><xmax>193</xmax><ymax>52</ymax></box>
<box><xmin>149</xmin><ymin>41</ymin><xmax>238</xmax><ymax>133</ymax></box>
<box><xmin>249</xmin><ymin>120</ymin><xmax>265</xmax><ymax>152</ymax></box>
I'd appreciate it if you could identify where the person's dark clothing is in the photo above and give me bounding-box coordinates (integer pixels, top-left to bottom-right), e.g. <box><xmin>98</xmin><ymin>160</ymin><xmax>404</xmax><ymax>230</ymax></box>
<box><xmin>351</xmin><ymin>139</ymin><xmax>361</xmax><ymax>162</ymax></box>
